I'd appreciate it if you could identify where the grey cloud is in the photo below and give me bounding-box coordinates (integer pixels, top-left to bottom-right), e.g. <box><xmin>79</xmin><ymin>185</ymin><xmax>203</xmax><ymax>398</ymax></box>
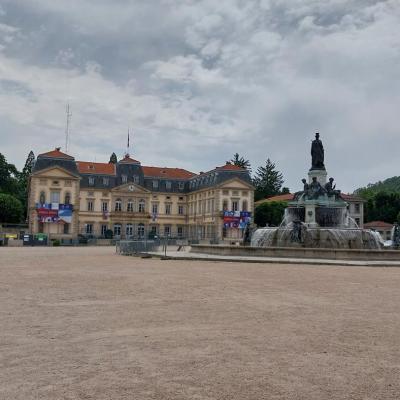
<box><xmin>0</xmin><ymin>0</ymin><xmax>399</xmax><ymax>193</ymax></box>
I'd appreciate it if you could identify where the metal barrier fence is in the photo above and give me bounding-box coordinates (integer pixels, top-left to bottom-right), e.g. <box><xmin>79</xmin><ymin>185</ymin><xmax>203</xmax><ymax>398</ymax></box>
<box><xmin>116</xmin><ymin>236</ymin><xmax>193</xmax><ymax>256</ymax></box>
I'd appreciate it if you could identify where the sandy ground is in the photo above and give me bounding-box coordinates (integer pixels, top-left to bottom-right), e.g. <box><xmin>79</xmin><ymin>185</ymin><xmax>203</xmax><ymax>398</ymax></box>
<box><xmin>1</xmin><ymin>247</ymin><xmax>400</xmax><ymax>400</ymax></box>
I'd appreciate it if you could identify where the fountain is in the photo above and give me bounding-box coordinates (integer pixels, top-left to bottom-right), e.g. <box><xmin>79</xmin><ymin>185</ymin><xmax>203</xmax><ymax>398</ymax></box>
<box><xmin>251</xmin><ymin>133</ymin><xmax>382</xmax><ymax>250</ymax></box>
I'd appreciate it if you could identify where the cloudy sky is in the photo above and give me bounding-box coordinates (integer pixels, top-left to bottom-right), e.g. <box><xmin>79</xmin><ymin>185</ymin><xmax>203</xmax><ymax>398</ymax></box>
<box><xmin>0</xmin><ymin>0</ymin><xmax>399</xmax><ymax>192</ymax></box>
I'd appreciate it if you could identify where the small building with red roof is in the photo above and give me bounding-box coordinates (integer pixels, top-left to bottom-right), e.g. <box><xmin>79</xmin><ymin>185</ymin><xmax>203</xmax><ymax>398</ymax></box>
<box><xmin>364</xmin><ymin>221</ymin><xmax>393</xmax><ymax>240</ymax></box>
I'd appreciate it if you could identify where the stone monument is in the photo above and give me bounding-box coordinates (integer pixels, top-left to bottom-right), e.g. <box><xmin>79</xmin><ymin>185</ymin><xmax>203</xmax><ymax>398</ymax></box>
<box><xmin>251</xmin><ymin>132</ymin><xmax>382</xmax><ymax>249</ymax></box>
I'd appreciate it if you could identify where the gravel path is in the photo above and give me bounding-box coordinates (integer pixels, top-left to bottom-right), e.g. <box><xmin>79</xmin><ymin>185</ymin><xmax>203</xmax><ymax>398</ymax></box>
<box><xmin>1</xmin><ymin>247</ymin><xmax>399</xmax><ymax>399</ymax></box>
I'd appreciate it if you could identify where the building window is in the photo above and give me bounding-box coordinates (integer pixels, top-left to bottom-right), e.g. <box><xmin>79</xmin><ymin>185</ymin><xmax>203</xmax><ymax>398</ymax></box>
<box><xmin>222</xmin><ymin>200</ymin><xmax>228</xmax><ymax>211</ymax></box>
<box><xmin>133</xmin><ymin>176</ymin><xmax>139</xmax><ymax>184</ymax></box>
<box><xmin>39</xmin><ymin>191</ymin><xmax>46</xmax><ymax>204</ymax></box>
<box><xmin>152</xmin><ymin>180</ymin><xmax>158</xmax><ymax>189</ymax></box>
<box><xmin>178</xmin><ymin>205</ymin><xmax>184</xmax><ymax>215</ymax></box>
<box><xmin>65</xmin><ymin>180</ymin><xmax>72</xmax><ymax>187</ymax></box>
<box><xmin>85</xmin><ymin>224</ymin><xmax>93</xmax><ymax>234</ymax></box>
<box><xmin>242</xmin><ymin>200</ymin><xmax>248</xmax><ymax>212</ymax></box>
<box><xmin>177</xmin><ymin>226</ymin><xmax>183</xmax><ymax>237</ymax></box>
<box><xmin>64</xmin><ymin>192</ymin><xmax>71</xmax><ymax>205</ymax></box>
<box><xmin>87</xmin><ymin>201</ymin><xmax>94</xmax><ymax>211</ymax></box>
<box><xmin>166</xmin><ymin>181</ymin><xmax>172</xmax><ymax>190</ymax></box>
<box><xmin>114</xmin><ymin>224</ymin><xmax>121</xmax><ymax>237</ymax></box>
<box><xmin>101</xmin><ymin>225</ymin><xmax>108</xmax><ymax>236</ymax></box>
<box><xmin>138</xmin><ymin>223</ymin><xmax>145</xmax><ymax>238</ymax></box>
<box><xmin>88</xmin><ymin>177</ymin><xmax>95</xmax><ymax>186</ymax></box>
<box><xmin>103</xmin><ymin>177</ymin><xmax>109</xmax><ymax>186</ymax></box>
<box><xmin>102</xmin><ymin>202</ymin><xmax>108</xmax><ymax>212</ymax></box>
<box><xmin>138</xmin><ymin>199</ymin><xmax>145</xmax><ymax>213</ymax></box>
<box><xmin>354</xmin><ymin>203</ymin><xmax>360</xmax><ymax>213</ymax></box>
<box><xmin>122</xmin><ymin>175</ymin><xmax>128</xmax><ymax>184</ymax></box>
<box><xmin>164</xmin><ymin>225</ymin><xmax>171</xmax><ymax>237</ymax></box>
<box><xmin>178</xmin><ymin>182</ymin><xmax>184</xmax><ymax>190</ymax></box>
<box><xmin>50</xmin><ymin>191</ymin><xmax>60</xmax><ymax>204</ymax></box>
<box><xmin>63</xmin><ymin>224</ymin><xmax>69</xmax><ymax>234</ymax></box>
<box><xmin>165</xmin><ymin>203</ymin><xmax>171</xmax><ymax>215</ymax></box>
<box><xmin>52</xmin><ymin>180</ymin><xmax>59</xmax><ymax>186</ymax></box>
<box><xmin>126</xmin><ymin>223</ymin><xmax>133</xmax><ymax>237</ymax></box>
<box><xmin>150</xmin><ymin>225</ymin><xmax>157</xmax><ymax>236</ymax></box>
<box><xmin>232</xmin><ymin>200</ymin><xmax>239</xmax><ymax>212</ymax></box>
<box><xmin>127</xmin><ymin>199</ymin><xmax>134</xmax><ymax>212</ymax></box>
<box><xmin>152</xmin><ymin>203</ymin><xmax>158</xmax><ymax>215</ymax></box>
<box><xmin>115</xmin><ymin>199</ymin><xmax>122</xmax><ymax>212</ymax></box>
<box><xmin>223</xmin><ymin>190</ymin><xmax>229</xmax><ymax>195</ymax></box>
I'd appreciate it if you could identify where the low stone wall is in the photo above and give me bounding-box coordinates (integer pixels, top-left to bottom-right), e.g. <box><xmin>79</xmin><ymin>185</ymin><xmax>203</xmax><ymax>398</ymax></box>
<box><xmin>190</xmin><ymin>244</ymin><xmax>400</xmax><ymax>261</ymax></box>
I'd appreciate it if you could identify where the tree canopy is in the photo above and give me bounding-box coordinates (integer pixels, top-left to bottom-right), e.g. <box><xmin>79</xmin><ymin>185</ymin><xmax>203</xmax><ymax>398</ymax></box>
<box><xmin>252</xmin><ymin>158</ymin><xmax>284</xmax><ymax>201</ymax></box>
<box><xmin>227</xmin><ymin>153</ymin><xmax>251</xmax><ymax>171</ymax></box>
<box><xmin>254</xmin><ymin>201</ymin><xmax>286</xmax><ymax>227</ymax></box>
<box><xmin>0</xmin><ymin>193</ymin><xmax>23</xmax><ymax>223</ymax></box>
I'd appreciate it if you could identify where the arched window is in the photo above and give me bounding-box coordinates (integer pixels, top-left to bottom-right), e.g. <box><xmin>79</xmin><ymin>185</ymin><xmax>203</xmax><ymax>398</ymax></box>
<box><xmin>242</xmin><ymin>200</ymin><xmax>248</xmax><ymax>212</ymax></box>
<box><xmin>115</xmin><ymin>199</ymin><xmax>122</xmax><ymax>212</ymax></box>
<box><xmin>64</xmin><ymin>192</ymin><xmax>71</xmax><ymax>205</ymax></box>
<box><xmin>39</xmin><ymin>191</ymin><xmax>46</xmax><ymax>204</ymax></box>
<box><xmin>138</xmin><ymin>223</ymin><xmax>145</xmax><ymax>238</ymax></box>
<box><xmin>138</xmin><ymin>199</ymin><xmax>145</xmax><ymax>213</ymax></box>
<box><xmin>127</xmin><ymin>199</ymin><xmax>134</xmax><ymax>212</ymax></box>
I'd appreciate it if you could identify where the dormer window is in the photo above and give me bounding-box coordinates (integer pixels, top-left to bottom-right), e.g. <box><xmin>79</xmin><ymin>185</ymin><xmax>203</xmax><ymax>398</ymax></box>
<box><xmin>166</xmin><ymin>181</ymin><xmax>172</xmax><ymax>190</ymax></box>
<box><xmin>103</xmin><ymin>177</ymin><xmax>109</xmax><ymax>186</ymax></box>
<box><xmin>122</xmin><ymin>175</ymin><xmax>128</xmax><ymax>184</ymax></box>
<box><xmin>88</xmin><ymin>177</ymin><xmax>95</xmax><ymax>186</ymax></box>
<box><xmin>152</xmin><ymin>180</ymin><xmax>159</xmax><ymax>189</ymax></box>
<box><xmin>133</xmin><ymin>176</ymin><xmax>139</xmax><ymax>184</ymax></box>
<box><xmin>178</xmin><ymin>182</ymin><xmax>184</xmax><ymax>190</ymax></box>
<box><xmin>88</xmin><ymin>165</ymin><xmax>95</xmax><ymax>170</ymax></box>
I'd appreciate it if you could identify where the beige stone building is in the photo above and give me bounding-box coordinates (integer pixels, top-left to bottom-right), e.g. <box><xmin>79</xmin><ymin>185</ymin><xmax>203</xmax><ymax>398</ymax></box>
<box><xmin>28</xmin><ymin>148</ymin><xmax>254</xmax><ymax>242</ymax></box>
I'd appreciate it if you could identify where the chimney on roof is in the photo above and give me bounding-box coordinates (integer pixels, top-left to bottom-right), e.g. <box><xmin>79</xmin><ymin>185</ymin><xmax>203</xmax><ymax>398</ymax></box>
<box><xmin>56</xmin><ymin>147</ymin><xmax>61</xmax><ymax>151</ymax></box>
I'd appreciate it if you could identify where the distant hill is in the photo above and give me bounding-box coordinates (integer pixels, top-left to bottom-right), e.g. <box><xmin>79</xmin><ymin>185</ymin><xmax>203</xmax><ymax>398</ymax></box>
<box><xmin>355</xmin><ymin>176</ymin><xmax>400</xmax><ymax>198</ymax></box>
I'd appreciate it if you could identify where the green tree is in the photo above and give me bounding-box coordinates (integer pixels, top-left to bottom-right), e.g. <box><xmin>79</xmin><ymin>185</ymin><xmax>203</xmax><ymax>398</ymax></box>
<box><xmin>227</xmin><ymin>153</ymin><xmax>251</xmax><ymax>171</ymax></box>
<box><xmin>254</xmin><ymin>201</ymin><xmax>287</xmax><ymax>227</ymax></box>
<box><xmin>362</xmin><ymin>191</ymin><xmax>400</xmax><ymax>224</ymax></box>
<box><xmin>253</xmin><ymin>158</ymin><xmax>284</xmax><ymax>201</ymax></box>
<box><xmin>109</xmin><ymin>152</ymin><xmax>118</xmax><ymax>164</ymax></box>
<box><xmin>0</xmin><ymin>153</ymin><xmax>19</xmax><ymax>194</ymax></box>
<box><xmin>18</xmin><ymin>151</ymin><xmax>35</xmax><ymax>215</ymax></box>
<box><xmin>0</xmin><ymin>193</ymin><xmax>23</xmax><ymax>223</ymax></box>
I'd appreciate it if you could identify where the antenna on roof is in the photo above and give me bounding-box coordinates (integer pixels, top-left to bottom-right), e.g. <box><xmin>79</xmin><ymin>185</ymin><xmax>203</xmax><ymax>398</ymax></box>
<box><xmin>65</xmin><ymin>103</ymin><xmax>72</xmax><ymax>153</ymax></box>
<box><xmin>125</xmin><ymin>127</ymin><xmax>131</xmax><ymax>158</ymax></box>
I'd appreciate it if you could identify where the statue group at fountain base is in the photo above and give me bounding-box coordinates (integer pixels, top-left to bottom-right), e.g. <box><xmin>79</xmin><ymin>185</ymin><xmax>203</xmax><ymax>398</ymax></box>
<box><xmin>293</xmin><ymin>176</ymin><xmax>341</xmax><ymax>202</ymax></box>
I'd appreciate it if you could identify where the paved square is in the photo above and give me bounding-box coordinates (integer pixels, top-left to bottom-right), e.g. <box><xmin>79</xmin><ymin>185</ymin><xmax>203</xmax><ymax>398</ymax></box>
<box><xmin>1</xmin><ymin>247</ymin><xmax>399</xmax><ymax>399</ymax></box>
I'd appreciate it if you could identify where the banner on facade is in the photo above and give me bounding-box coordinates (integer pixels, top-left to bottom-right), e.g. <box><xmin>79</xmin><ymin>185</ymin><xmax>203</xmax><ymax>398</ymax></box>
<box><xmin>223</xmin><ymin>211</ymin><xmax>252</xmax><ymax>229</ymax></box>
<box><xmin>36</xmin><ymin>203</ymin><xmax>73</xmax><ymax>223</ymax></box>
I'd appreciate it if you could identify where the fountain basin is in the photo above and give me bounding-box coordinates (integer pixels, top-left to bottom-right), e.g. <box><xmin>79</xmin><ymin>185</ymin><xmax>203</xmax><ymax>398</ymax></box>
<box><xmin>190</xmin><ymin>244</ymin><xmax>400</xmax><ymax>261</ymax></box>
<box><xmin>251</xmin><ymin>227</ymin><xmax>382</xmax><ymax>250</ymax></box>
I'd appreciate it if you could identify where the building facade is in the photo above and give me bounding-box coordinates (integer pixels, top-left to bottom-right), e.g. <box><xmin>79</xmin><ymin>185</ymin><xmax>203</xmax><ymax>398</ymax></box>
<box><xmin>28</xmin><ymin>148</ymin><xmax>254</xmax><ymax>241</ymax></box>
